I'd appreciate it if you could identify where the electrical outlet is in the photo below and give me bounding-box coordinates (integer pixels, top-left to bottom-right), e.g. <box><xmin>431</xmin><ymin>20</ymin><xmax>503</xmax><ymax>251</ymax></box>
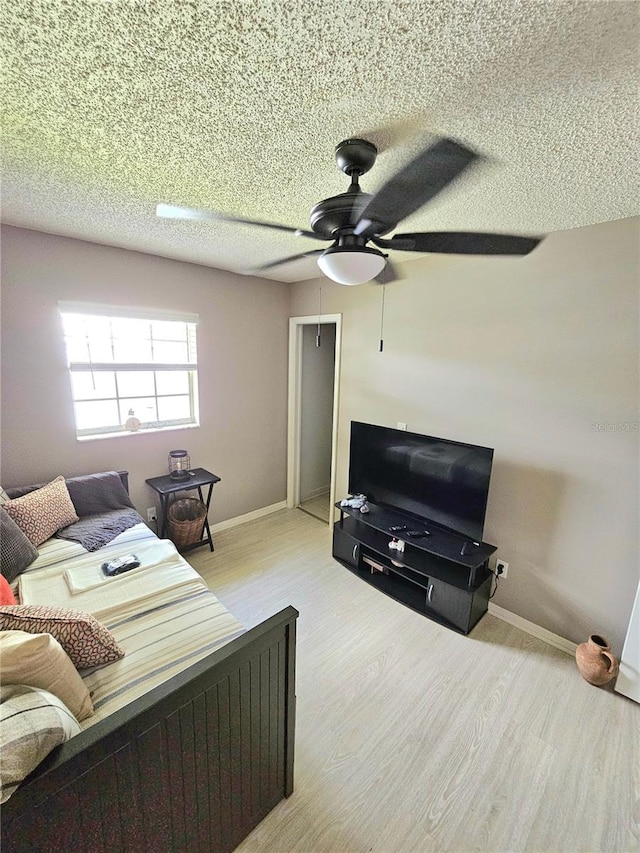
<box><xmin>147</xmin><ymin>507</ymin><xmax>157</xmax><ymax>523</ymax></box>
<box><xmin>496</xmin><ymin>559</ymin><xmax>509</xmax><ymax>579</ymax></box>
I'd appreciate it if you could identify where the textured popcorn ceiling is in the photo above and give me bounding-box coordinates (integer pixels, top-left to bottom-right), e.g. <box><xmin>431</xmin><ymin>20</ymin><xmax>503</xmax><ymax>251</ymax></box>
<box><xmin>2</xmin><ymin>0</ymin><xmax>639</xmax><ymax>282</ymax></box>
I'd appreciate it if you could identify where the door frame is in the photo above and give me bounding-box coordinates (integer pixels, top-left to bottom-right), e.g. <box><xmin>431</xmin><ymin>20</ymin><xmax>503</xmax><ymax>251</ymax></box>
<box><xmin>616</xmin><ymin>580</ymin><xmax>640</xmax><ymax>703</ymax></box>
<box><xmin>287</xmin><ymin>314</ymin><xmax>342</xmax><ymax>519</ymax></box>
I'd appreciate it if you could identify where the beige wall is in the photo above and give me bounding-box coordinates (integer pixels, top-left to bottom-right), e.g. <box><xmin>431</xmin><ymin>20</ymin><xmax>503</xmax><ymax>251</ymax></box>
<box><xmin>290</xmin><ymin>218</ymin><xmax>640</xmax><ymax>652</ymax></box>
<box><xmin>2</xmin><ymin>219</ymin><xmax>638</xmax><ymax>651</ymax></box>
<box><xmin>0</xmin><ymin>225</ymin><xmax>290</xmax><ymax>522</ymax></box>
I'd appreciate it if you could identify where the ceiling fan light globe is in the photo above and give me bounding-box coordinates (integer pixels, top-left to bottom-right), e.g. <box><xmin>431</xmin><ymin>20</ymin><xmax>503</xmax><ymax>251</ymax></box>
<box><xmin>317</xmin><ymin>247</ymin><xmax>386</xmax><ymax>285</ymax></box>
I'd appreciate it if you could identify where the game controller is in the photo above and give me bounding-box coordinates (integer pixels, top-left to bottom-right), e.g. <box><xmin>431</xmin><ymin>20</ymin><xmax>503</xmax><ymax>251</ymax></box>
<box><xmin>340</xmin><ymin>494</ymin><xmax>370</xmax><ymax>513</ymax></box>
<box><xmin>102</xmin><ymin>554</ymin><xmax>141</xmax><ymax>576</ymax></box>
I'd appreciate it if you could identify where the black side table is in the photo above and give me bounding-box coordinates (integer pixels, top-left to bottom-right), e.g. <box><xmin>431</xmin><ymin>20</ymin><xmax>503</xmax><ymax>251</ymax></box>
<box><xmin>146</xmin><ymin>467</ymin><xmax>221</xmax><ymax>552</ymax></box>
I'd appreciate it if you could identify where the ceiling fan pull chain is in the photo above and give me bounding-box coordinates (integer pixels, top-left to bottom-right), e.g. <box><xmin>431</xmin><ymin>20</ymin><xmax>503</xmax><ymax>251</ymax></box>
<box><xmin>379</xmin><ymin>282</ymin><xmax>386</xmax><ymax>353</ymax></box>
<box><xmin>316</xmin><ymin>285</ymin><xmax>322</xmax><ymax>347</ymax></box>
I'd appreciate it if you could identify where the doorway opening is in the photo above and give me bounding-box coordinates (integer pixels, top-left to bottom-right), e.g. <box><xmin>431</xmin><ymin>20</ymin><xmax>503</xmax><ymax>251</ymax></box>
<box><xmin>287</xmin><ymin>314</ymin><xmax>342</xmax><ymax>524</ymax></box>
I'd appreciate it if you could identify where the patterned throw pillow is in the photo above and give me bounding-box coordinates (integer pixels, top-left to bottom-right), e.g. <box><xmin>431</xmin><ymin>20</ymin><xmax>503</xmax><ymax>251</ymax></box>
<box><xmin>3</xmin><ymin>476</ymin><xmax>79</xmax><ymax>547</ymax></box>
<box><xmin>0</xmin><ymin>507</ymin><xmax>39</xmax><ymax>582</ymax></box>
<box><xmin>0</xmin><ymin>684</ymin><xmax>82</xmax><ymax>803</ymax></box>
<box><xmin>0</xmin><ymin>605</ymin><xmax>125</xmax><ymax>669</ymax></box>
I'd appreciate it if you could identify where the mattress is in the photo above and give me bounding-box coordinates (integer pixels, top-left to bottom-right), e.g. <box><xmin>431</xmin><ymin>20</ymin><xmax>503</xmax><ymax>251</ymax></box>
<box><xmin>18</xmin><ymin>524</ymin><xmax>245</xmax><ymax>729</ymax></box>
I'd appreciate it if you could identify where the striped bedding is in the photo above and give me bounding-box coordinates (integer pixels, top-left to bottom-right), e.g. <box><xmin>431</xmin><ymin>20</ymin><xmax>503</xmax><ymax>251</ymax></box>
<box><xmin>17</xmin><ymin>524</ymin><xmax>245</xmax><ymax>729</ymax></box>
<box><xmin>0</xmin><ymin>684</ymin><xmax>82</xmax><ymax>803</ymax></box>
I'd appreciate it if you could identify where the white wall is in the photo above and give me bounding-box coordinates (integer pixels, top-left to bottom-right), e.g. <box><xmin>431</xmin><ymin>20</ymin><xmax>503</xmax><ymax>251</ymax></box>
<box><xmin>0</xmin><ymin>226</ymin><xmax>290</xmax><ymax>522</ymax></box>
<box><xmin>299</xmin><ymin>323</ymin><xmax>336</xmax><ymax>500</ymax></box>
<box><xmin>289</xmin><ymin>218</ymin><xmax>640</xmax><ymax>652</ymax></box>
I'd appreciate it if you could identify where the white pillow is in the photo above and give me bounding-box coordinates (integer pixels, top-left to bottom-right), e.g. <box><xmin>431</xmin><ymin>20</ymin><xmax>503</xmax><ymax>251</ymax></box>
<box><xmin>0</xmin><ymin>630</ymin><xmax>93</xmax><ymax>721</ymax></box>
<box><xmin>0</xmin><ymin>684</ymin><xmax>81</xmax><ymax>803</ymax></box>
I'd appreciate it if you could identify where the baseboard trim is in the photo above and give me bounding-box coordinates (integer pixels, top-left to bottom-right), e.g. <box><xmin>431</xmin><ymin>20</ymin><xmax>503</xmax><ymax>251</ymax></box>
<box><xmin>211</xmin><ymin>501</ymin><xmax>287</xmax><ymax>534</ymax></box>
<box><xmin>488</xmin><ymin>603</ymin><xmax>577</xmax><ymax>656</ymax></box>
<box><xmin>301</xmin><ymin>486</ymin><xmax>331</xmax><ymax>501</ymax></box>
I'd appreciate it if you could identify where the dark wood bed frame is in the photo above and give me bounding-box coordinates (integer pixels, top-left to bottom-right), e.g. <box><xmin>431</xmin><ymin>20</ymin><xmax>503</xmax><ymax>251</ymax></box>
<box><xmin>1</xmin><ymin>472</ymin><xmax>298</xmax><ymax>853</ymax></box>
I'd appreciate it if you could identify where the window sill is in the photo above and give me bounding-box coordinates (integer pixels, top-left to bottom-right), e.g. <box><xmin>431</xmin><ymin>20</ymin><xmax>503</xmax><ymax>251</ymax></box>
<box><xmin>76</xmin><ymin>423</ymin><xmax>200</xmax><ymax>442</ymax></box>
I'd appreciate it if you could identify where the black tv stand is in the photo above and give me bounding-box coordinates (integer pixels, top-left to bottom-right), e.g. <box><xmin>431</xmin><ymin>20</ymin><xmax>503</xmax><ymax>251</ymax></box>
<box><xmin>332</xmin><ymin>503</ymin><xmax>497</xmax><ymax>634</ymax></box>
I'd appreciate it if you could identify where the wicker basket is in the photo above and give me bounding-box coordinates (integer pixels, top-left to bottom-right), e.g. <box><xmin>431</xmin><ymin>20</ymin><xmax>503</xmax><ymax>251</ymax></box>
<box><xmin>167</xmin><ymin>497</ymin><xmax>207</xmax><ymax>549</ymax></box>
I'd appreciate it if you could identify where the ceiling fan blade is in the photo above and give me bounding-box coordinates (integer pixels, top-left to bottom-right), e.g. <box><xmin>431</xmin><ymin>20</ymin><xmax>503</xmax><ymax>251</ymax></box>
<box><xmin>156</xmin><ymin>203</ymin><xmax>325</xmax><ymax>241</ymax></box>
<box><xmin>250</xmin><ymin>249</ymin><xmax>325</xmax><ymax>273</ymax></box>
<box><xmin>374</xmin><ymin>259</ymin><xmax>401</xmax><ymax>284</ymax></box>
<box><xmin>354</xmin><ymin>137</ymin><xmax>479</xmax><ymax>238</ymax></box>
<box><xmin>375</xmin><ymin>232</ymin><xmax>542</xmax><ymax>256</ymax></box>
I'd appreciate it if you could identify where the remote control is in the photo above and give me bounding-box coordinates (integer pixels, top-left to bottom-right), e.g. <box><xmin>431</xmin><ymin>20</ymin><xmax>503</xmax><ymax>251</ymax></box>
<box><xmin>405</xmin><ymin>530</ymin><xmax>431</xmax><ymax>538</ymax></box>
<box><xmin>102</xmin><ymin>554</ymin><xmax>141</xmax><ymax>576</ymax></box>
<box><xmin>388</xmin><ymin>525</ymin><xmax>408</xmax><ymax>532</ymax></box>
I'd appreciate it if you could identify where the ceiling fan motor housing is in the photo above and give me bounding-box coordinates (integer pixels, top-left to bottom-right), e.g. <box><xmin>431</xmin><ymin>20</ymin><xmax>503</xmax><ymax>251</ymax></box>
<box><xmin>309</xmin><ymin>191</ymin><xmax>372</xmax><ymax>239</ymax></box>
<box><xmin>309</xmin><ymin>138</ymin><xmax>379</xmax><ymax>239</ymax></box>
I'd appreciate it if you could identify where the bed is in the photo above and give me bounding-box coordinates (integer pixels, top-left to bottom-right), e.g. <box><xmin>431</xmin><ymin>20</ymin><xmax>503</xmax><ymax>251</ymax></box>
<box><xmin>0</xmin><ymin>471</ymin><xmax>298</xmax><ymax>853</ymax></box>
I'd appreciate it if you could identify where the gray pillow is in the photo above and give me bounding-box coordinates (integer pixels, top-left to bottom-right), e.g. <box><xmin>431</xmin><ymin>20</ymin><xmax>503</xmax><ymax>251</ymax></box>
<box><xmin>64</xmin><ymin>471</ymin><xmax>134</xmax><ymax>517</ymax></box>
<box><xmin>0</xmin><ymin>507</ymin><xmax>38</xmax><ymax>582</ymax></box>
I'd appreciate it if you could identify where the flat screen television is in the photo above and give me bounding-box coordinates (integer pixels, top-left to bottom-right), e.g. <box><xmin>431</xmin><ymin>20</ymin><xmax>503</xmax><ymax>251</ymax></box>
<box><xmin>348</xmin><ymin>422</ymin><xmax>494</xmax><ymax>542</ymax></box>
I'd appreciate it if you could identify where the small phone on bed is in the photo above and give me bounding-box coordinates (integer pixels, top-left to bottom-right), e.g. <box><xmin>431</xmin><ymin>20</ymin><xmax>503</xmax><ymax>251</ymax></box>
<box><xmin>102</xmin><ymin>554</ymin><xmax>140</xmax><ymax>576</ymax></box>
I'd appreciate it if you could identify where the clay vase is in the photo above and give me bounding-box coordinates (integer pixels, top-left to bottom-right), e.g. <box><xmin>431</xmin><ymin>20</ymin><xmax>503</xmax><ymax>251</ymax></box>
<box><xmin>575</xmin><ymin>635</ymin><xmax>619</xmax><ymax>686</ymax></box>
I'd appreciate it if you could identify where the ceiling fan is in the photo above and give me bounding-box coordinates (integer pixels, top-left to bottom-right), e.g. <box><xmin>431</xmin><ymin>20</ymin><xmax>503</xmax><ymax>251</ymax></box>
<box><xmin>157</xmin><ymin>136</ymin><xmax>542</xmax><ymax>285</ymax></box>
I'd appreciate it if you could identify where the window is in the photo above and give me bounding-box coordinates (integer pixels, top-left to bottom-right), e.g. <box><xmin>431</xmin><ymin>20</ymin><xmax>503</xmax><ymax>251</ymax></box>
<box><xmin>59</xmin><ymin>302</ymin><xmax>199</xmax><ymax>439</ymax></box>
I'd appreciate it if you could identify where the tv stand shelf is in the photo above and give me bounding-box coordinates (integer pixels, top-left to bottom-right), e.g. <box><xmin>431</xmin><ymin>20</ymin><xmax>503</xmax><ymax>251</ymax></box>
<box><xmin>333</xmin><ymin>503</ymin><xmax>497</xmax><ymax>634</ymax></box>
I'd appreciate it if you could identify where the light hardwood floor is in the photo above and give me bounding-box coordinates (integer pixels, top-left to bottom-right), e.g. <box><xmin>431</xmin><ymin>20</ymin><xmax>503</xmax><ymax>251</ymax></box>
<box><xmin>299</xmin><ymin>491</ymin><xmax>331</xmax><ymax>523</ymax></box>
<box><xmin>190</xmin><ymin>509</ymin><xmax>639</xmax><ymax>853</ymax></box>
